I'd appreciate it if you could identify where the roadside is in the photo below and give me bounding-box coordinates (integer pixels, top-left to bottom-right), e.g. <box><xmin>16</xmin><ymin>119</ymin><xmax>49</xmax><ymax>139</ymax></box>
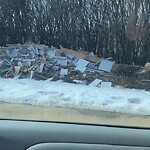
<box><xmin>1</xmin><ymin>103</ymin><xmax>150</xmax><ymax>127</ymax></box>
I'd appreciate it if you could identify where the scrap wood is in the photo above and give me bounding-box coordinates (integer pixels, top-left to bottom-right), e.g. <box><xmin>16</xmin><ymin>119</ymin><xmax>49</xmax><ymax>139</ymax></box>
<box><xmin>49</xmin><ymin>61</ymin><xmax>57</xmax><ymax>70</ymax></box>
<box><xmin>37</xmin><ymin>63</ymin><xmax>45</xmax><ymax>73</ymax></box>
<box><xmin>138</xmin><ymin>81</ymin><xmax>145</xmax><ymax>86</ymax></box>
<box><xmin>14</xmin><ymin>66</ymin><xmax>21</xmax><ymax>76</ymax></box>
<box><xmin>86</xmin><ymin>56</ymin><xmax>101</xmax><ymax>63</ymax></box>
<box><xmin>33</xmin><ymin>43</ymin><xmax>46</xmax><ymax>50</ymax></box>
<box><xmin>103</xmin><ymin>74</ymin><xmax>120</xmax><ymax>78</ymax></box>
<box><xmin>28</xmin><ymin>64</ymin><xmax>39</xmax><ymax>71</ymax></box>
<box><xmin>60</xmin><ymin>46</ymin><xmax>101</xmax><ymax>63</ymax></box>
<box><xmin>4</xmin><ymin>59</ymin><xmax>14</xmax><ymax>66</ymax></box>
<box><xmin>86</xmin><ymin>67</ymin><xmax>104</xmax><ymax>74</ymax></box>
<box><xmin>141</xmin><ymin>80</ymin><xmax>150</xmax><ymax>82</ymax></box>
<box><xmin>34</xmin><ymin>73</ymin><xmax>48</xmax><ymax>80</ymax></box>
<box><xmin>0</xmin><ymin>68</ymin><xmax>10</xmax><ymax>73</ymax></box>
<box><xmin>30</xmin><ymin>71</ymin><xmax>34</xmax><ymax>79</ymax></box>
<box><xmin>0</xmin><ymin>47</ymin><xmax>10</xmax><ymax>52</ymax></box>
<box><xmin>6</xmin><ymin>44</ymin><xmax>23</xmax><ymax>47</ymax></box>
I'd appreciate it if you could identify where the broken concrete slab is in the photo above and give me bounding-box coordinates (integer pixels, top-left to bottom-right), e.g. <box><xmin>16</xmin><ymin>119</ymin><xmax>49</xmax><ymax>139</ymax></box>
<box><xmin>74</xmin><ymin>58</ymin><xmax>89</xmax><ymax>73</ymax></box>
<box><xmin>60</xmin><ymin>69</ymin><xmax>68</xmax><ymax>76</ymax></box>
<box><xmin>75</xmin><ymin>65</ymin><xmax>86</xmax><ymax>73</ymax></box>
<box><xmin>75</xmin><ymin>59</ymin><xmax>89</xmax><ymax>67</ymax></box>
<box><xmin>98</xmin><ymin>60</ymin><xmax>114</xmax><ymax>72</ymax></box>
<box><xmin>101</xmin><ymin>82</ymin><xmax>112</xmax><ymax>88</ymax></box>
<box><xmin>90</xmin><ymin>79</ymin><xmax>102</xmax><ymax>87</ymax></box>
<box><xmin>53</xmin><ymin>56</ymin><xmax>68</xmax><ymax>66</ymax></box>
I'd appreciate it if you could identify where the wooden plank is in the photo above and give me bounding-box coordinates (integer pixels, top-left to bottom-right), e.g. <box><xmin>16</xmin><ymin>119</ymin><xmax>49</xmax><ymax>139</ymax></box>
<box><xmin>0</xmin><ymin>47</ymin><xmax>9</xmax><ymax>51</ymax></box>
<box><xmin>60</xmin><ymin>47</ymin><xmax>85</xmax><ymax>59</ymax></box>
<box><xmin>60</xmin><ymin>47</ymin><xmax>101</xmax><ymax>63</ymax></box>
<box><xmin>141</xmin><ymin>80</ymin><xmax>150</xmax><ymax>82</ymax></box>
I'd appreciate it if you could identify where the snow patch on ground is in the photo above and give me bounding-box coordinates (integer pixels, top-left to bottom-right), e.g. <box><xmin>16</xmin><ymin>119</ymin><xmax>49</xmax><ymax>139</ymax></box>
<box><xmin>0</xmin><ymin>78</ymin><xmax>150</xmax><ymax>115</ymax></box>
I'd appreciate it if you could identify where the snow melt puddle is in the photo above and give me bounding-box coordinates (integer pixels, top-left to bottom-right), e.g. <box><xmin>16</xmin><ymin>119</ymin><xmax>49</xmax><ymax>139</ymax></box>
<box><xmin>0</xmin><ymin>78</ymin><xmax>150</xmax><ymax>115</ymax></box>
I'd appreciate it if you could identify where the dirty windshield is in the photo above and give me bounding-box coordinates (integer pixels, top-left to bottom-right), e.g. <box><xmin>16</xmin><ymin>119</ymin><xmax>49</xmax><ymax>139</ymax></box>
<box><xmin>0</xmin><ymin>0</ymin><xmax>150</xmax><ymax>127</ymax></box>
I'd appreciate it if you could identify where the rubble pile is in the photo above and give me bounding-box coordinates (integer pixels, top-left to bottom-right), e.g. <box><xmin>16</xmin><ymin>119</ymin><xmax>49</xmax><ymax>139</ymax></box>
<box><xmin>1</xmin><ymin>43</ymin><xmax>150</xmax><ymax>90</ymax></box>
<box><xmin>0</xmin><ymin>43</ymin><xmax>114</xmax><ymax>87</ymax></box>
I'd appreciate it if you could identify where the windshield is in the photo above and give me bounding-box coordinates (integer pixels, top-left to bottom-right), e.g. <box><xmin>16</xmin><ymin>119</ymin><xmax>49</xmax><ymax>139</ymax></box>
<box><xmin>0</xmin><ymin>0</ymin><xmax>150</xmax><ymax>127</ymax></box>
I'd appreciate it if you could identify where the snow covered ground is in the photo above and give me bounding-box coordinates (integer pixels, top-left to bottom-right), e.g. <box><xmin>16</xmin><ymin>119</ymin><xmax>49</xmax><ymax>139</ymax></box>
<box><xmin>0</xmin><ymin>78</ymin><xmax>150</xmax><ymax>115</ymax></box>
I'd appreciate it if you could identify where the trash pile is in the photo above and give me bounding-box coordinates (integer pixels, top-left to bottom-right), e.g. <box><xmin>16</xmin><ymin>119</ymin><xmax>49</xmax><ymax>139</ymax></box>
<box><xmin>0</xmin><ymin>43</ymin><xmax>114</xmax><ymax>87</ymax></box>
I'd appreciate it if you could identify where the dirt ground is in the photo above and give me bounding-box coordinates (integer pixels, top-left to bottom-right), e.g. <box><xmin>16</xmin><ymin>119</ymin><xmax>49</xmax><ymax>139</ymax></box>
<box><xmin>40</xmin><ymin>64</ymin><xmax>150</xmax><ymax>91</ymax></box>
<box><xmin>0</xmin><ymin>103</ymin><xmax>150</xmax><ymax>127</ymax></box>
<box><xmin>109</xmin><ymin>64</ymin><xmax>150</xmax><ymax>91</ymax></box>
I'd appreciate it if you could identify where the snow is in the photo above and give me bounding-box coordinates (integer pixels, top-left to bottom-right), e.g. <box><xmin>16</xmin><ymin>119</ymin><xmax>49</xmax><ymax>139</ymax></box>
<box><xmin>0</xmin><ymin>78</ymin><xmax>150</xmax><ymax>115</ymax></box>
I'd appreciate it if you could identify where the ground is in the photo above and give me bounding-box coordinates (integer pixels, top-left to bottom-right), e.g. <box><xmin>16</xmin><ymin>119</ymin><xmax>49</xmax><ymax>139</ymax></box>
<box><xmin>1</xmin><ymin>103</ymin><xmax>150</xmax><ymax>127</ymax></box>
<box><xmin>1</xmin><ymin>78</ymin><xmax>150</xmax><ymax>127</ymax></box>
<box><xmin>1</xmin><ymin>78</ymin><xmax>150</xmax><ymax>115</ymax></box>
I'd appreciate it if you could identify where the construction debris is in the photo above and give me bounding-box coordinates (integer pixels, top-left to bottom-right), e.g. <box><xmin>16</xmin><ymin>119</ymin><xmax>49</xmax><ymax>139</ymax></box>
<box><xmin>145</xmin><ymin>62</ymin><xmax>150</xmax><ymax>70</ymax></box>
<box><xmin>60</xmin><ymin>46</ymin><xmax>101</xmax><ymax>63</ymax></box>
<box><xmin>101</xmin><ymin>82</ymin><xmax>112</xmax><ymax>88</ymax></box>
<box><xmin>0</xmin><ymin>43</ymin><xmax>116</xmax><ymax>88</ymax></box>
<box><xmin>2</xmin><ymin>43</ymin><xmax>150</xmax><ymax>91</ymax></box>
<box><xmin>90</xmin><ymin>79</ymin><xmax>102</xmax><ymax>87</ymax></box>
<box><xmin>60</xmin><ymin>69</ymin><xmax>68</xmax><ymax>76</ymax></box>
<box><xmin>98</xmin><ymin>60</ymin><xmax>114</xmax><ymax>72</ymax></box>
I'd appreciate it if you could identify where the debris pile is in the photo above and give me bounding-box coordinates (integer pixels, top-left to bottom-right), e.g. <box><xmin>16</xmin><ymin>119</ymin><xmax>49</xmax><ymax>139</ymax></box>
<box><xmin>2</xmin><ymin>43</ymin><xmax>150</xmax><ymax>90</ymax></box>
<box><xmin>0</xmin><ymin>43</ymin><xmax>114</xmax><ymax>87</ymax></box>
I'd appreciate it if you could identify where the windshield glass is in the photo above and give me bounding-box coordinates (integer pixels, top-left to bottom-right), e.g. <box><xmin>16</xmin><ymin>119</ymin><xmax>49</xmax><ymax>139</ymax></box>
<box><xmin>0</xmin><ymin>0</ymin><xmax>150</xmax><ymax>127</ymax></box>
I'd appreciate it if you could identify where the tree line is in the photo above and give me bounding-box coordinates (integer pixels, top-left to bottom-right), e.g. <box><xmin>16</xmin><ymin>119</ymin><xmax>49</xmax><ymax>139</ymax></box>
<box><xmin>0</xmin><ymin>0</ymin><xmax>149</xmax><ymax>65</ymax></box>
